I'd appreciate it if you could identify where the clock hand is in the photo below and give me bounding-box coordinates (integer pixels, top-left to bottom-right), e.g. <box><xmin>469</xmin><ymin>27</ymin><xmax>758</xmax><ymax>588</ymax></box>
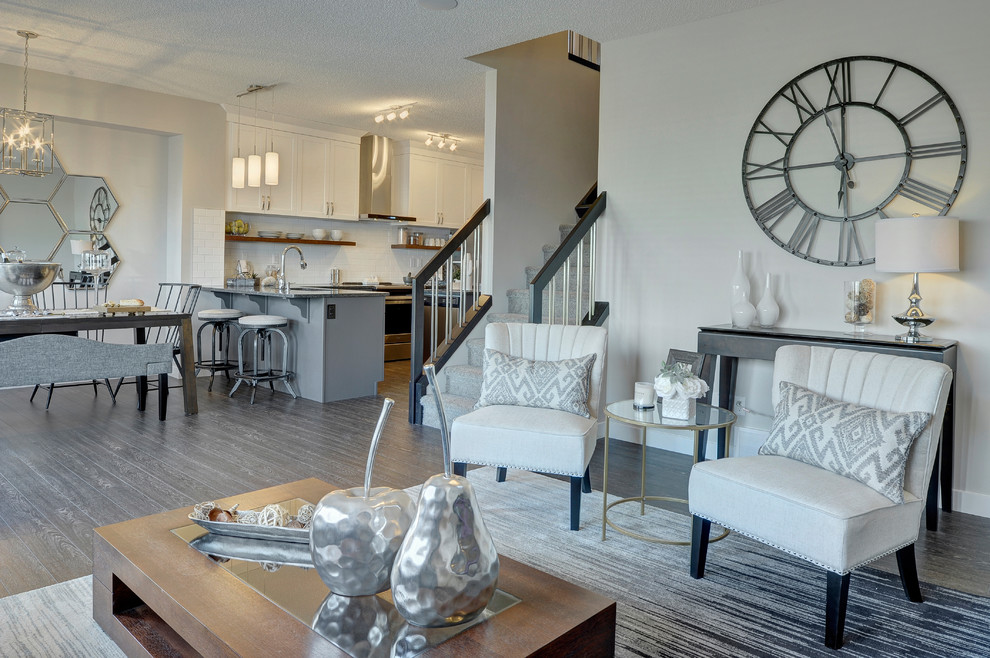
<box><xmin>822</xmin><ymin>109</ymin><xmax>843</xmax><ymax>157</ymax></box>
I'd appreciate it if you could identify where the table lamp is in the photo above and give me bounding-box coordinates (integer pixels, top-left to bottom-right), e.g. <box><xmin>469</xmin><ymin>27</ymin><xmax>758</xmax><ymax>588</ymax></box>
<box><xmin>874</xmin><ymin>216</ymin><xmax>959</xmax><ymax>343</ymax></box>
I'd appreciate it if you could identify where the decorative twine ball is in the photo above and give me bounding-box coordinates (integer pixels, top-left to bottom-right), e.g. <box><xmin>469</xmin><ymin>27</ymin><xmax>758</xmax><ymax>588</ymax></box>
<box><xmin>257</xmin><ymin>504</ymin><xmax>288</xmax><ymax>527</ymax></box>
<box><xmin>295</xmin><ymin>503</ymin><xmax>316</xmax><ymax>528</ymax></box>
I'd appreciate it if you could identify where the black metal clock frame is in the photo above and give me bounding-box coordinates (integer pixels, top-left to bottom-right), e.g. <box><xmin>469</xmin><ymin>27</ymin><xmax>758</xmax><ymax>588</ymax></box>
<box><xmin>742</xmin><ymin>55</ymin><xmax>967</xmax><ymax>267</ymax></box>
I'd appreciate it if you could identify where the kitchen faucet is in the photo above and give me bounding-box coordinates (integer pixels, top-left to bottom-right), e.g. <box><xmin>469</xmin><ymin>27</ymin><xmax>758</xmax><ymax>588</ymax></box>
<box><xmin>278</xmin><ymin>245</ymin><xmax>307</xmax><ymax>293</ymax></box>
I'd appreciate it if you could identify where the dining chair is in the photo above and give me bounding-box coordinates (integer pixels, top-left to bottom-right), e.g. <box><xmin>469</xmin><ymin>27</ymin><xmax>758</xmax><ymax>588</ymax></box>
<box><xmin>30</xmin><ymin>279</ymin><xmax>115</xmax><ymax>408</ymax></box>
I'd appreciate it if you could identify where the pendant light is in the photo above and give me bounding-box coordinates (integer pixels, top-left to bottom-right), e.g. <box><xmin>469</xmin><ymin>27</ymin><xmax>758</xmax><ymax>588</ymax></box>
<box><xmin>264</xmin><ymin>87</ymin><xmax>279</xmax><ymax>186</ymax></box>
<box><xmin>1</xmin><ymin>30</ymin><xmax>55</xmax><ymax>176</ymax></box>
<box><xmin>231</xmin><ymin>100</ymin><xmax>245</xmax><ymax>189</ymax></box>
<box><xmin>247</xmin><ymin>92</ymin><xmax>261</xmax><ymax>188</ymax></box>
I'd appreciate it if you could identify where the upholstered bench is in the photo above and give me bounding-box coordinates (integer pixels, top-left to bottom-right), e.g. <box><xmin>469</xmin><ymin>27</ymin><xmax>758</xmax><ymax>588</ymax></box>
<box><xmin>0</xmin><ymin>334</ymin><xmax>174</xmax><ymax>420</ymax></box>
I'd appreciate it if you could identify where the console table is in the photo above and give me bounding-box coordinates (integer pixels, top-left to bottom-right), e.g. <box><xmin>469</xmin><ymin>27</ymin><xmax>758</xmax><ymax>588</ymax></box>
<box><xmin>697</xmin><ymin>324</ymin><xmax>957</xmax><ymax>532</ymax></box>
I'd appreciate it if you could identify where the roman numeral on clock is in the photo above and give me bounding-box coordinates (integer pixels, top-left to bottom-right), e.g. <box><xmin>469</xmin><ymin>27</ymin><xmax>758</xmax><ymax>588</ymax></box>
<box><xmin>838</xmin><ymin>220</ymin><xmax>865</xmax><ymax>264</ymax></box>
<box><xmin>899</xmin><ymin>92</ymin><xmax>946</xmax><ymax>126</ymax></box>
<box><xmin>754</xmin><ymin>189</ymin><xmax>796</xmax><ymax>229</ymax></box>
<box><xmin>780</xmin><ymin>81</ymin><xmax>817</xmax><ymax>123</ymax></box>
<box><xmin>744</xmin><ymin>157</ymin><xmax>785</xmax><ymax>181</ymax></box>
<box><xmin>911</xmin><ymin>140</ymin><xmax>964</xmax><ymax>160</ymax></box>
<box><xmin>826</xmin><ymin>60</ymin><xmax>852</xmax><ymax>105</ymax></box>
<box><xmin>899</xmin><ymin>178</ymin><xmax>954</xmax><ymax>212</ymax></box>
<box><xmin>787</xmin><ymin>211</ymin><xmax>820</xmax><ymax>254</ymax></box>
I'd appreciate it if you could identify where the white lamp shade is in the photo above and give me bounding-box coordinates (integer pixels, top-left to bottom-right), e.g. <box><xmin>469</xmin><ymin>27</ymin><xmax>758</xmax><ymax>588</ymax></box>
<box><xmin>265</xmin><ymin>151</ymin><xmax>279</xmax><ymax>186</ymax></box>
<box><xmin>874</xmin><ymin>216</ymin><xmax>959</xmax><ymax>273</ymax></box>
<box><xmin>232</xmin><ymin>156</ymin><xmax>246</xmax><ymax>189</ymax></box>
<box><xmin>247</xmin><ymin>154</ymin><xmax>262</xmax><ymax>188</ymax></box>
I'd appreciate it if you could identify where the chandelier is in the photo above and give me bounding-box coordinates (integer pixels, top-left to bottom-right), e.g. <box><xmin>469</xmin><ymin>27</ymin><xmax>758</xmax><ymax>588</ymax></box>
<box><xmin>231</xmin><ymin>84</ymin><xmax>278</xmax><ymax>189</ymax></box>
<box><xmin>1</xmin><ymin>30</ymin><xmax>55</xmax><ymax>176</ymax></box>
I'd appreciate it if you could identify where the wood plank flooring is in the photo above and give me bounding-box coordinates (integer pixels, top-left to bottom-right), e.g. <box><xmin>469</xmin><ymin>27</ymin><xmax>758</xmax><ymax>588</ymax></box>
<box><xmin>0</xmin><ymin>360</ymin><xmax>987</xmax><ymax>601</ymax></box>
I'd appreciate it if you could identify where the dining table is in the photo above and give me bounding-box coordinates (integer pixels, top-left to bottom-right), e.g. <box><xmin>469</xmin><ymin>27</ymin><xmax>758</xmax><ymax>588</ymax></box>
<box><xmin>0</xmin><ymin>310</ymin><xmax>198</xmax><ymax>415</ymax></box>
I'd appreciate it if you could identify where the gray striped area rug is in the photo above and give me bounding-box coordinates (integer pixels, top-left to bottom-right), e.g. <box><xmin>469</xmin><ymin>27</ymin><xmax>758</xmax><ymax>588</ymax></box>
<box><xmin>463</xmin><ymin>467</ymin><xmax>990</xmax><ymax>657</ymax></box>
<box><xmin>0</xmin><ymin>467</ymin><xmax>986</xmax><ymax>657</ymax></box>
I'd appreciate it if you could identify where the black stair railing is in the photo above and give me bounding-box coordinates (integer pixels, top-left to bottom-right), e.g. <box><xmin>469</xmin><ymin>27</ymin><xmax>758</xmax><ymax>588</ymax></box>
<box><xmin>409</xmin><ymin>199</ymin><xmax>492</xmax><ymax>422</ymax></box>
<box><xmin>530</xmin><ymin>184</ymin><xmax>608</xmax><ymax>326</ymax></box>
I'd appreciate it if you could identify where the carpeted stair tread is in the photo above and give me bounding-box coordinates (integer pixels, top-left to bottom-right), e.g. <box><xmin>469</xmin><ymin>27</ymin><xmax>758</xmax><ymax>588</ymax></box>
<box><xmin>487</xmin><ymin>312</ymin><xmax>527</xmax><ymax>324</ymax></box>
<box><xmin>421</xmin><ymin>387</ymin><xmax>476</xmax><ymax>430</ymax></box>
<box><xmin>444</xmin><ymin>364</ymin><xmax>483</xmax><ymax>399</ymax></box>
<box><xmin>467</xmin><ymin>337</ymin><xmax>486</xmax><ymax>367</ymax></box>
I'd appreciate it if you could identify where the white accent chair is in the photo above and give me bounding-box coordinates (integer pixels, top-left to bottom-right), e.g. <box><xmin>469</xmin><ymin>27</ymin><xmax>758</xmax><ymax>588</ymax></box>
<box><xmin>689</xmin><ymin>345</ymin><xmax>952</xmax><ymax>649</ymax></box>
<box><xmin>450</xmin><ymin>322</ymin><xmax>608</xmax><ymax>530</ymax></box>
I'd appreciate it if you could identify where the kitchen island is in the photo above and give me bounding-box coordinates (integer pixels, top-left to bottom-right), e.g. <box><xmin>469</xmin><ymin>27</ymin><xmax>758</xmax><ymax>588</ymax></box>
<box><xmin>204</xmin><ymin>286</ymin><xmax>385</xmax><ymax>403</ymax></box>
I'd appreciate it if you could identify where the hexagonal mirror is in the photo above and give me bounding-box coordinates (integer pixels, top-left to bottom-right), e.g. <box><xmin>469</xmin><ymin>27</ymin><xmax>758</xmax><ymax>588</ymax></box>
<box><xmin>0</xmin><ymin>201</ymin><xmax>64</xmax><ymax>261</ymax></box>
<box><xmin>51</xmin><ymin>175</ymin><xmax>119</xmax><ymax>233</ymax></box>
<box><xmin>49</xmin><ymin>231</ymin><xmax>120</xmax><ymax>286</ymax></box>
<box><xmin>0</xmin><ymin>145</ymin><xmax>65</xmax><ymax>202</ymax></box>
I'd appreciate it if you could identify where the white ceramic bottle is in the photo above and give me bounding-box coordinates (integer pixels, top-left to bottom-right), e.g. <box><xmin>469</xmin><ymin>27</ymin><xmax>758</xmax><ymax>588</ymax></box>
<box><xmin>730</xmin><ymin>251</ymin><xmax>755</xmax><ymax>327</ymax></box>
<box><xmin>757</xmin><ymin>273</ymin><xmax>780</xmax><ymax>328</ymax></box>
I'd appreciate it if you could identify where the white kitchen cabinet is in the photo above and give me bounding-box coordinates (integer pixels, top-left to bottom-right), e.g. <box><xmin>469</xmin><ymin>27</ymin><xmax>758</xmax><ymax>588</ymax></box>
<box><xmin>401</xmin><ymin>153</ymin><xmax>474</xmax><ymax>228</ymax></box>
<box><xmin>296</xmin><ymin>136</ymin><xmax>360</xmax><ymax>220</ymax></box>
<box><xmin>227</xmin><ymin>123</ymin><xmax>296</xmax><ymax>214</ymax></box>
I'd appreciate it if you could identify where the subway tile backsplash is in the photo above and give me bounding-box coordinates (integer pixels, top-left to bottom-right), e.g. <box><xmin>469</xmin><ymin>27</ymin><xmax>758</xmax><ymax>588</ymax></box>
<box><xmin>223</xmin><ymin>214</ymin><xmax>454</xmax><ymax>284</ymax></box>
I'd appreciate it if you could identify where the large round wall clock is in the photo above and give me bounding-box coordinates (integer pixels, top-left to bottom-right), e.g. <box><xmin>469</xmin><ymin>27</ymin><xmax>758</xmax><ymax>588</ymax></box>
<box><xmin>742</xmin><ymin>55</ymin><xmax>966</xmax><ymax>266</ymax></box>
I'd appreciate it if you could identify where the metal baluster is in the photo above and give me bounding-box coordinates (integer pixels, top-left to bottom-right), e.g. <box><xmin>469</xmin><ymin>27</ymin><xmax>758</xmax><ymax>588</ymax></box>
<box><xmin>473</xmin><ymin>228</ymin><xmax>480</xmax><ymax>310</ymax></box>
<box><xmin>549</xmin><ymin>271</ymin><xmax>556</xmax><ymax>326</ymax></box>
<box><xmin>589</xmin><ymin>224</ymin><xmax>597</xmax><ymax>322</ymax></box>
<box><xmin>430</xmin><ymin>275</ymin><xmax>438</xmax><ymax>362</ymax></box>
<box><xmin>446</xmin><ymin>252</ymin><xmax>453</xmax><ymax>343</ymax></box>
<box><xmin>563</xmin><ymin>255</ymin><xmax>571</xmax><ymax>326</ymax></box>
<box><xmin>577</xmin><ymin>235</ymin><xmax>584</xmax><ymax>325</ymax></box>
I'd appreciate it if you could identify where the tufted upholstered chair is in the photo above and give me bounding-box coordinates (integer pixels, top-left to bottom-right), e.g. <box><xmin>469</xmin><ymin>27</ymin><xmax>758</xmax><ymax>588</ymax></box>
<box><xmin>689</xmin><ymin>345</ymin><xmax>952</xmax><ymax>649</ymax></box>
<box><xmin>450</xmin><ymin>322</ymin><xmax>607</xmax><ymax>530</ymax></box>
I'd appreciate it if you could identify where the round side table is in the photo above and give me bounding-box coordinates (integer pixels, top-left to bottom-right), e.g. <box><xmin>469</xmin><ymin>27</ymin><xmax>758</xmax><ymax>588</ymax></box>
<box><xmin>602</xmin><ymin>399</ymin><xmax>736</xmax><ymax>545</ymax></box>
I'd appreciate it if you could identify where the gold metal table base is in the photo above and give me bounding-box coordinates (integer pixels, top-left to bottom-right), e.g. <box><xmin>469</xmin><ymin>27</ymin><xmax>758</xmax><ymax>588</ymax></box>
<box><xmin>603</xmin><ymin>495</ymin><xmax>729</xmax><ymax>545</ymax></box>
<box><xmin>601</xmin><ymin>403</ymin><xmax>736</xmax><ymax>546</ymax></box>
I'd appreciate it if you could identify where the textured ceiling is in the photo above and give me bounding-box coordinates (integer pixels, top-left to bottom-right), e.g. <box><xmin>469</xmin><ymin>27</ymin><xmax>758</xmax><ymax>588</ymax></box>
<box><xmin>0</xmin><ymin>0</ymin><xmax>777</xmax><ymax>155</ymax></box>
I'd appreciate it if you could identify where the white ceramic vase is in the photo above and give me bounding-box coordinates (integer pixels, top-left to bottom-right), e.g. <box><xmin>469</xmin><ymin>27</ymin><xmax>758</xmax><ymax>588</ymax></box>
<box><xmin>661</xmin><ymin>396</ymin><xmax>696</xmax><ymax>421</ymax></box>
<box><xmin>730</xmin><ymin>250</ymin><xmax>750</xmax><ymax>307</ymax></box>
<box><xmin>731</xmin><ymin>300</ymin><xmax>757</xmax><ymax>329</ymax></box>
<box><xmin>756</xmin><ymin>273</ymin><xmax>780</xmax><ymax>328</ymax></box>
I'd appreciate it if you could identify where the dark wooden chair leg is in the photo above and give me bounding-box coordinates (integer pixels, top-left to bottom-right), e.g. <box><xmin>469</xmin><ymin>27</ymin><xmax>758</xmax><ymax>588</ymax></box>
<box><xmin>158</xmin><ymin>374</ymin><xmax>168</xmax><ymax>421</ymax></box>
<box><xmin>690</xmin><ymin>515</ymin><xmax>711</xmax><ymax>579</ymax></box>
<box><xmin>137</xmin><ymin>375</ymin><xmax>148</xmax><ymax>411</ymax></box>
<box><xmin>104</xmin><ymin>379</ymin><xmax>117</xmax><ymax>403</ymax></box>
<box><xmin>569</xmin><ymin>476</ymin><xmax>583</xmax><ymax>530</ymax></box>
<box><xmin>45</xmin><ymin>384</ymin><xmax>54</xmax><ymax>409</ymax></box>
<box><xmin>896</xmin><ymin>544</ymin><xmax>923</xmax><ymax>602</ymax></box>
<box><xmin>30</xmin><ymin>384</ymin><xmax>40</xmax><ymax>402</ymax></box>
<box><xmin>825</xmin><ymin>571</ymin><xmax>850</xmax><ymax>650</ymax></box>
<box><xmin>453</xmin><ymin>462</ymin><xmax>467</xmax><ymax>477</ymax></box>
<box><xmin>582</xmin><ymin>466</ymin><xmax>592</xmax><ymax>493</ymax></box>
<box><xmin>496</xmin><ymin>467</ymin><xmax>507</xmax><ymax>482</ymax></box>
<box><xmin>92</xmin><ymin>380</ymin><xmax>99</xmax><ymax>395</ymax></box>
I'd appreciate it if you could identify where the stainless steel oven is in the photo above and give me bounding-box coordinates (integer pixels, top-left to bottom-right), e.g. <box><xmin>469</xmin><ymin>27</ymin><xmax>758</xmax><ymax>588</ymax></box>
<box><xmin>384</xmin><ymin>294</ymin><xmax>413</xmax><ymax>361</ymax></box>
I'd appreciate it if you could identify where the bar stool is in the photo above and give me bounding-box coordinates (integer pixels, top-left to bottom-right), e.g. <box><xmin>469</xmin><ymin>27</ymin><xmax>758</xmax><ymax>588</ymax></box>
<box><xmin>195</xmin><ymin>308</ymin><xmax>244</xmax><ymax>391</ymax></box>
<box><xmin>229</xmin><ymin>314</ymin><xmax>298</xmax><ymax>404</ymax></box>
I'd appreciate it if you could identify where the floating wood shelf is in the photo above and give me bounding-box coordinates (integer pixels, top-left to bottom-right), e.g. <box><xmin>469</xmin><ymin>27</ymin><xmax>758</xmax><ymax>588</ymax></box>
<box><xmin>225</xmin><ymin>235</ymin><xmax>356</xmax><ymax>246</ymax></box>
<box><xmin>390</xmin><ymin>244</ymin><xmax>441</xmax><ymax>250</ymax></box>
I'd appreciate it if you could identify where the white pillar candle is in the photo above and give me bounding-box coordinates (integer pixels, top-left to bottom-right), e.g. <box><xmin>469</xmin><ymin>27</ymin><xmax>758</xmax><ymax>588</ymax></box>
<box><xmin>633</xmin><ymin>381</ymin><xmax>656</xmax><ymax>409</ymax></box>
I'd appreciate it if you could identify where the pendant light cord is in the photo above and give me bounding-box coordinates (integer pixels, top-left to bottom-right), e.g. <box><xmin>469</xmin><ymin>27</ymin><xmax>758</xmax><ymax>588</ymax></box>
<box><xmin>22</xmin><ymin>32</ymin><xmax>30</xmax><ymax>111</ymax></box>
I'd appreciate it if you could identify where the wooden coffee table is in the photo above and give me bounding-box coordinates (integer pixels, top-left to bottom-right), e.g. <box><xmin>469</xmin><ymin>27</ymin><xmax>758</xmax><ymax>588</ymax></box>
<box><xmin>93</xmin><ymin>478</ymin><xmax>616</xmax><ymax>656</ymax></box>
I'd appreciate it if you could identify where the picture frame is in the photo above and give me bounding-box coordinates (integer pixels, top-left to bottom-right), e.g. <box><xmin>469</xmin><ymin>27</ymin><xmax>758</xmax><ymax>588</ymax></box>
<box><xmin>665</xmin><ymin>349</ymin><xmax>708</xmax><ymax>378</ymax></box>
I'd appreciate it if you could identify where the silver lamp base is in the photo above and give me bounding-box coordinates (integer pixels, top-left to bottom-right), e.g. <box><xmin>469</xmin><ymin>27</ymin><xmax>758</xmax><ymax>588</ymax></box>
<box><xmin>892</xmin><ymin>272</ymin><xmax>936</xmax><ymax>343</ymax></box>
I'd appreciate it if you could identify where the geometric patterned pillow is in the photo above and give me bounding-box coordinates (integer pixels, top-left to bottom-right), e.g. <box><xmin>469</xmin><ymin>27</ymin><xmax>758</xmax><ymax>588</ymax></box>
<box><xmin>759</xmin><ymin>381</ymin><xmax>932</xmax><ymax>503</ymax></box>
<box><xmin>475</xmin><ymin>349</ymin><xmax>596</xmax><ymax>418</ymax></box>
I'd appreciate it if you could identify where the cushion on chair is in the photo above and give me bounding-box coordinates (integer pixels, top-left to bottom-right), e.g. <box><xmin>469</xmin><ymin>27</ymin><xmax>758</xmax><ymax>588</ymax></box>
<box><xmin>238</xmin><ymin>314</ymin><xmax>288</xmax><ymax>328</ymax></box>
<box><xmin>451</xmin><ymin>405</ymin><xmax>598</xmax><ymax>476</ymax></box>
<box><xmin>689</xmin><ymin>455</ymin><xmax>924</xmax><ymax>574</ymax></box>
<box><xmin>475</xmin><ymin>349</ymin><xmax>596</xmax><ymax>417</ymax></box>
<box><xmin>760</xmin><ymin>382</ymin><xmax>931</xmax><ymax>503</ymax></box>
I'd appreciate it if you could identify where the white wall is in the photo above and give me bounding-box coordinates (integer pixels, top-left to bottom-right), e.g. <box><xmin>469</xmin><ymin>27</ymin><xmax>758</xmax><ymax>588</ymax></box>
<box><xmin>598</xmin><ymin>0</ymin><xmax>990</xmax><ymax>516</ymax></box>
<box><xmin>0</xmin><ymin>62</ymin><xmax>226</xmax><ymax>290</ymax></box>
<box><xmin>470</xmin><ymin>31</ymin><xmax>600</xmax><ymax>313</ymax></box>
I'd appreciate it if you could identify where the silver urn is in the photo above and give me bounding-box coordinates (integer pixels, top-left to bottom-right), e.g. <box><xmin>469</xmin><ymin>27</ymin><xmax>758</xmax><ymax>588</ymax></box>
<box><xmin>310</xmin><ymin>398</ymin><xmax>416</xmax><ymax>595</ymax></box>
<box><xmin>389</xmin><ymin>365</ymin><xmax>499</xmax><ymax>627</ymax></box>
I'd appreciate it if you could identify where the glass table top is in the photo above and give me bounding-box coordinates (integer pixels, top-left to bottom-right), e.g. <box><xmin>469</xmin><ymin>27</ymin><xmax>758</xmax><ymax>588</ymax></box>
<box><xmin>605</xmin><ymin>399</ymin><xmax>736</xmax><ymax>430</ymax></box>
<box><xmin>172</xmin><ymin>501</ymin><xmax>520</xmax><ymax>657</ymax></box>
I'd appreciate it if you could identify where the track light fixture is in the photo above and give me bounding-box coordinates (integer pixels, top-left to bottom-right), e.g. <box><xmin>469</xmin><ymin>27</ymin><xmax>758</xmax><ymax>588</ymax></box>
<box><xmin>373</xmin><ymin>103</ymin><xmax>414</xmax><ymax>124</ymax></box>
<box><xmin>424</xmin><ymin>133</ymin><xmax>459</xmax><ymax>151</ymax></box>
<box><xmin>232</xmin><ymin>83</ymin><xmax>278</xmax><ymax>189</ymax></box>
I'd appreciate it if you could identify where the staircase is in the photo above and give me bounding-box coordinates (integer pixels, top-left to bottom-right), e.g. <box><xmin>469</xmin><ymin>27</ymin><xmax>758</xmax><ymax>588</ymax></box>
<box><xmin>421</xmin><ymin>223</ymin><xmax>592</xmax><ymax>430</ymax></box>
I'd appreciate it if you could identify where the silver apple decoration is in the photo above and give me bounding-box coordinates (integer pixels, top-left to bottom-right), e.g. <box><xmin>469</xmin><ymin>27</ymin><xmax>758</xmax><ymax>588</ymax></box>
<box><xmin>310</xmin><ymin>398</ymin><xmax>416</xmax><ymax>595</ymax></box>
<box><xmin>389</xmin><ymin>365</ymin><xmax>499</xmax><ymax>627</ymax></box>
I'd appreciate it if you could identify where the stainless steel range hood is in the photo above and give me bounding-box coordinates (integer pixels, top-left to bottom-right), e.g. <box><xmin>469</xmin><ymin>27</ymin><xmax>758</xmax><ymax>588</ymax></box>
<box><xmin>359</xmin><ymin>135</ymin><xmax>417</xmax><ymax>222</ymax></box>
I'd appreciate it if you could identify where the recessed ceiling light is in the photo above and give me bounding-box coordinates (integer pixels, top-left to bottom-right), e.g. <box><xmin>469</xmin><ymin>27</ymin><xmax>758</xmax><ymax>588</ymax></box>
<box><xmin>418</xmin><ymin>0</ymin><xmax>458</xmax><ymax>9</ymax></box>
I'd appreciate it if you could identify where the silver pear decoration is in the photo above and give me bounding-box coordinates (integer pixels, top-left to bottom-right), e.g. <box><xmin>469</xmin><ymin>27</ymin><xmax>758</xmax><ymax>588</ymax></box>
<box><xmin>311</xmin><ymin>592</ymin><xmax>404</xmax><ymax>658</ymax></box>
<box><xmin>310</xmin><ymin>398</ymin><xmax>416</xmax><ymax>595</ymax></box>
<box><xmin>389</xmin><ymin>365</ymin><xmax>499</xmax><ymax>627</ymax></box>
